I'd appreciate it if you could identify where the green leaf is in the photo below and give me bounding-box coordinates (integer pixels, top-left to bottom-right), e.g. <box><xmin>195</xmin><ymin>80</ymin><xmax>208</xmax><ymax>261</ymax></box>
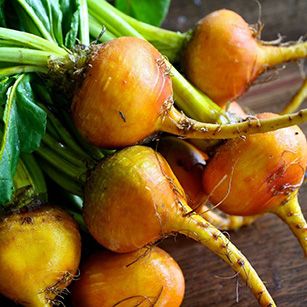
<box><xmin>0</xmin><ymin>77</ymin><xmax>22</xmax><ymax>205</ymax></box>
<box><xmin>0</xmin><ymin>0</ymin><xmax>7</xmax><ymax>27</ymax></box>
<box><xmin>115</xmin><ymin>0</ymin><xmax>171</xmax><ymax>26</ymax></box>
<box><xmin>15</xmin><ymin>75</ymin><xmax>47</xmax><ymax>152</ymax></box>
<box><xmin>13</xmin><ymin>5</ymin><xmax>43</xmax><ymax>36</ymax></box>
<box><xmin>10</xmin><ymin>0</ymin><xmax>81</xmax><ymax>48</ymax></box>
<box><xmin>61</xmin><ymin>0</ymin><xmax>80</xmax><ymax>48</ymax></box>
<box><xmin>47</xmin><ymin>0</ymin><xmax>65</xmax><ymax>45</ymax></box>
<box><xmin>0</xmin><ymin>74</ymin><xmax>46</xmax><ymax>205</ymax></box>
<box><xmin>0</xmin><ymin>77</ymin><xmax>13</xmax><ymax>107</ymax></box>
<box><xmin>15</xmin><ymin>0</ymin><xmax>63</xmax><ymax>44</ymax></box>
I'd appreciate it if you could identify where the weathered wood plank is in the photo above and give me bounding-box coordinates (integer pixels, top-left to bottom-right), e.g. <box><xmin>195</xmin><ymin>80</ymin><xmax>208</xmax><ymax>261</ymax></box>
<box><xmin>163</xmin><ymin>0</ymin><xmax>307</xmax><ymax>41</ymax></box>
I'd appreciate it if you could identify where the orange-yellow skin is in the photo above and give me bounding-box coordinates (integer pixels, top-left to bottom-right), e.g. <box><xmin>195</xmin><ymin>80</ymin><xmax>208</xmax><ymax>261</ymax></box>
<box><xmin>0</xmin><ymin>206</ymin><xmax>81</xmax><ymax>307</ymax></box>
<box><xmin>72</xmin><ymin>37</ymin><xmax>172</xmax><ymax>148</ymax></box>
<box><xmin>184</xmin><ymin>9</ymin><xmax>260</xmax><ymax>106</ymax></box>
<box><xmin>71</xmin><ymin>247</ymin><xmax>185</xmax><ymax>307</ymax></box>
<box><xmin>158</xmin><ymin>136</ymin><xmax>208</xmax><ymax>208</ymax></box>
<box><xmin>158</xmin><ymin>137</ymin><xmax>257</xmax><ymax>230</ymax></box>
<box><xmin>203</xmin><ymin>113</ymin><xmax>307</xmax><ymax>215</ymax></box>
<box><xmin>83</xmin><ymin>146</ymin><xmax>186</xmax><ymax>253</ymax></box>
<box><xmin>83</xmin><ymin>147</ymin><xmax>277</xmax><ymax>306</ymax></box>
<box><xmin>158</xmin><ymin>102</ymin><xmax>246</xmax><ymax>209</ymax></box>
<box><xmin>184</xmin><ymin>9</ymin><xmax>307</xmax><ymax>107</ymax></box>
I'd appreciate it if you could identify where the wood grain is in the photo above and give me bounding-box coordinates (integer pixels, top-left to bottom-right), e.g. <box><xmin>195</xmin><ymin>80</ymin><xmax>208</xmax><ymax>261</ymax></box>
<box><xmin>163</xmin><ymin>0</ymin><xmax>307</xmax><ymax>41</ymax></box>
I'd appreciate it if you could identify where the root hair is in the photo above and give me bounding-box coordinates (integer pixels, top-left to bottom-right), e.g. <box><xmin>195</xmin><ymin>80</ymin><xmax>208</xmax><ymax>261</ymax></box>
<box><xmin>113</xmin><ymin>286</ymin><xmax>163</xmax><ymax>307</ymax></box>
<box><xmin>156</xmin><ymin>56</ymin><xmax>172</xmax><ymax>77</ymax></box>
<box><xmin>250</xmin><ymin>0</ymin><xmax>263</xmax><ymax>40</ymax></box>
<box><xmin>42</xmin><ymin>271</ymin><xmax>76</xmax><ymax>306</ymax></box>
<box><xmin>126</xmin><ymin>246</ymin><xmax>153</xmax><ymax>268</ymax></box>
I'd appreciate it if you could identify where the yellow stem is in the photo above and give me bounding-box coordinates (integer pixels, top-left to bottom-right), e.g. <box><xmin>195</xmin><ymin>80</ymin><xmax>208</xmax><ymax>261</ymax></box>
<box><xmin>273</xmin><ymin>194</ymin><xmax>307</xmax><ymax>256</ymax></box>
<box><xmin>224</xmin><ymin>215</ymin><xmax>258</xmax><ymax>230</ymax></box>
<box><xmin>199</xmin><ymin>207</ymin><xmax>257</xmax><ymax>231</ymax></box>
<box><xmin>259</xmin><ymin>41</ymin><xmax>307</xmax><ymax>68</ymax></box>
<box><xmin>174</xmin><ymin>213</ymin><xmax>275</xmax><ymax>306</ymax></box>
<box><xmin>159</xmin><ymin>106</ymin><xmax>307</xmax><ymax>140</ymax></box>
<box><xmin>281</xmin><ymin>79</ymin><xmax>307</xmax><ymax>114</ymax></box>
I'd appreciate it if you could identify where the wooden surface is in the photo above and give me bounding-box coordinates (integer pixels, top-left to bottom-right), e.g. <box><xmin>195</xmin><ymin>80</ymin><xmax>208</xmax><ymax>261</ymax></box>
<box><xmin>160</xmin><ymin>1</ymin><xmax>307</xmax><ymax>306</ymax></box>
<box><xmin>163</xmin><ymin>0</ymin><xmax>307</xmax><ymax>41</ymax></box>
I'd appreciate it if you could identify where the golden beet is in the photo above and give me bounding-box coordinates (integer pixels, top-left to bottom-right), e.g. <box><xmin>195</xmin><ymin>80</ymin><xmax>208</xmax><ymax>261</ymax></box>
<box><xmin>72</xmin><ymin>37</ymin><xmax>172</xmax><ymax>148</ymax></box>
<box><xmin>72</xmin><ymin>247</ymin><xmax>185</xmax><ymax>307</ymax></box>
<box><xmin>158</xmin><ymin>136</ymin><xmax>256</xmax><ymax>231</ymax></box>
<box><xmin>157</xmin><ymin>136</ymin><xmax>208</xmax><ymax>208</ymax></box>
<box><xmin>203</xmin><ymin>113</ymin><xmax>307</xmax><ymax>254</ymax></box>
<box><xmin>203</xmin><ymin>113</ymin><xmax>307</xmax><ymax>215</ymax></box>
<box><xmin>184</xmin><ymin>9</ymin><xmax>307</xmax><ymax>106</ymax></box>
<box><xmin>0</xmin><ymin>206</ymin><xmax>81</xmax><ymax>306</ymax></box>
<box><xmin>83</xmin><ymin>145</ymin><xmax>275</xmax><ymax>306</ymax></box>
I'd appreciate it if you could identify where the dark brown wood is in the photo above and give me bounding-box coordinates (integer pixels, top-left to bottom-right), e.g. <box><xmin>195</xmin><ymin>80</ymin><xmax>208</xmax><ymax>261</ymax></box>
<box><xmin>160</xmin><ymin>2</ymin><xmax>307</xmax><ymax>306</ymax></box>
<box><xmin>163</xmin><ymin>0</ymin><xmax>307</xmax><ymax>41</ymax></box>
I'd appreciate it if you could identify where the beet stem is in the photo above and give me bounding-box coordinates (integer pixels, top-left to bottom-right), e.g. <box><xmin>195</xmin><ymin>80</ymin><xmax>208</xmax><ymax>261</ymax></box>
<box><xmin>42</xmin><ymin>134</ymin><xmax>86</xmax><ymax>168</ymax></box>
<box><xmin>0</xmin><ymin>65</ymin><xmax>48</xmax><ymax>77</ymax></box>
<box><xmin>177</xmin><ymin>213</ymin><xmax>275</xmax><ymax>306</ymax></box>
<box><xmin>199</xmin><ymin>208</ymin><xmax>257</xmax><ymax>231</ymax></box>
<box><xmin>281</xmin><ymin>79</ymin><xmax>307</xmax><ymax>114</ymax></box>
<box><xmin>0</xmin><ymin>28</ymin><xmax>66</xmax><ymax>55</ymax></box>
<box><xmin>35</xmin><ymin>144</ymin><xmax>86</xmax><ymax>184</ymax></box>
<box><xmin>160</xmin><ymin>107</ymin><xmax>307</xmax><ymax>139</ymax></box>
<box><xmin>38</xmin><ymin>159</ymin><xmax>83</xmax><ymax>196</ymax></box>
<box><xmin>261</xmin><ymin>42</ymin><xmax>307</xmax><ymax>68</ymax></box>
<box><xmin>87</xmin><ymin>0</ymin><xmax>143</xmax><ymax>38</ymax></box>
<box><xmin>79</xmin><ymin>0</ymin><xmax>90</xmax><ymax>46</ymax></box>
<box><xmin>89</xmin><ymin>15</ymin><xmax>116</xmax><ymax>43</ymax></box>
<box><xmin>4</xmin><ymin>155</ymin><xmax>47</xmax><ymax>208</ymax></box>
<box><xmin>171</xmin><ymin>68</ymin><xmax>229</xmax><ymax>123</ymax></box>
<box><xmin>94</xmin><ymin>0</ymin><xmax>187</xmax><ymax>62</ymax></box>
<box><xmin>273</xmin><ymin>194</ymin><xmax>307</xmax><ymax>256</ymax></box>
<box><xmin>0</xmin><ymin>47</ymin><xmax>56</xmax><ymax>66</ymax></box>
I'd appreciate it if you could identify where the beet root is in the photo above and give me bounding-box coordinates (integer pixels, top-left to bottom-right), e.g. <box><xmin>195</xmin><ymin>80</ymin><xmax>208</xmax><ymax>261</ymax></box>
<box><xmin>0</xmin><ymin>206</ymin><xmax>81</xmax><ymax>306</ymax></box>
<box><xmin>183</xmin><ymin>9</ymin><xmax>307</xmax><ymax>106</ymax></box>
<box><xmin>203</xmin><ymin>113</ymin><xmax>307</xmax><ymax>254</ymax></box>
<box><xmin>157</xmin><ymin>136</ymin><xmax>257</xmax><ymax>230</ymax></box>
<box><xmin>72</xmin><ymin>247</ymin><xmax>185</xmax><ymax>307</ymax></box>
<box><xmin>83</xmin><ymin>145</ymin><xmax>275</xmax><ymax>306</ymax></box>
